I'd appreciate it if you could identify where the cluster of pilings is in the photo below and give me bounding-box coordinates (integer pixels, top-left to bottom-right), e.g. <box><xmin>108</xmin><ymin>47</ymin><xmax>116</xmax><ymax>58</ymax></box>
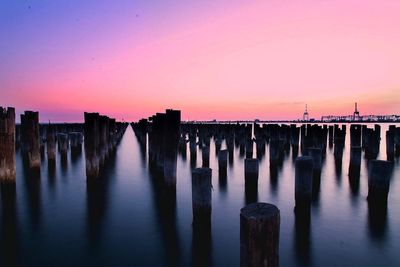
<box><xmin>362</xmin><ymin>125</ymin><xmax>381</xmax><ymax>159</ymax></box>
<box><xmin>132</xmin><ymin>109</ymin><xmax>181</xmax><ymax>188</ymax></box>
<box><xmin>41</xmin><ymin>123</ymin><xmax>84</xmax><ymax>166</ymax></box>
<box><xmin>84</xmin><ymin>112</ymin><xmax>127</xmax><ymax>179</ymax></box>
<box><xmin>1</xmin><ymin>108</ymin><xmax>127</xmax><ymax>183</ymax></box>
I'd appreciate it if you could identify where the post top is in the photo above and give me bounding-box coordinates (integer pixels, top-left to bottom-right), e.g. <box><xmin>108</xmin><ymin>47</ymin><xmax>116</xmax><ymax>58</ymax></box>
<box><xmin>295</xmin><ymin>156</ymin><xmax>313</xmax><ymax>163</ymax></box>
<box><xmin>192</xmin><ymin>167</ymin><xmax>212</xmax><ymax>176</ymax></box>
<box><xmin>240</xmin><ymin>202</ymin><xmax>279</xmax><ymax>220</ymax></box>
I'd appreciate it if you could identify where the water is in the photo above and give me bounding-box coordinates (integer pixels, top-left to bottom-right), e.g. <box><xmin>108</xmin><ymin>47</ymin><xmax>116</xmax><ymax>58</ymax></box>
<box><xmin>1</xmin><ymin>123</ymin><xmax>400</xmax><ymax>267</ymax></box>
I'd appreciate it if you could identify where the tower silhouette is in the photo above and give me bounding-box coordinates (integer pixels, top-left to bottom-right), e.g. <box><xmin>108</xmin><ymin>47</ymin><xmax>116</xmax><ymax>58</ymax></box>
<box><xmin>353</xmin><ymin>102</ymin><xmax>360</xmax><ymax>120</ymax></box>
<box><xmin>303</xmin><ymin>104</ymin><xmax>309</xmax><ymax>121</ymax></box>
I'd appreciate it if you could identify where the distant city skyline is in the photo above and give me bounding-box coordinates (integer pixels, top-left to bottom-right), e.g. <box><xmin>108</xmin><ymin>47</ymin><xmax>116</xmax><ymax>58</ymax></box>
<box><xmin>1</xmin><ymin>1</ymin><xmax>400</xmax><ymax>122</ymax></box>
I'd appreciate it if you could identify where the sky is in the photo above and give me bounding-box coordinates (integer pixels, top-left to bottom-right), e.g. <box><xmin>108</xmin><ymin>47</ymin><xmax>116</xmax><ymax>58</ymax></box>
<box><xmin>1</xmin><ymin>0</ymin><xmax>400</xmax><ymax>122</ymax></box>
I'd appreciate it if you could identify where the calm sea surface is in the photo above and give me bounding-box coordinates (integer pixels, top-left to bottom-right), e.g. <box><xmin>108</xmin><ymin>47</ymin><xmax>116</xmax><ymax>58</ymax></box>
<box><xmin>1</xmin><ymin>123</ymin><xmax>399</xmax><ymax>267</ymax></box>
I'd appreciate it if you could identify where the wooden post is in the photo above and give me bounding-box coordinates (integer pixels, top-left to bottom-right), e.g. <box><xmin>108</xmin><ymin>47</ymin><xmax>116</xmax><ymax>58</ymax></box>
<box><xmin>349</xmin><ymin>146</ymin><xmax>362</xmax><ymax>177</ymax></box>
<box><xmin>21</xmin><ymin>111</ymin><xmax>41</xmax><ymax>169</ymax></box>
<box><xmin>386</xmin><ymin>128</ymin><xmax>395</xmax><ymax>161</ymax></box>
<box><xmin>218</xmin><ymin>149</ymin><xmax>228</xmax><ymax>173</ymax></box>
<box><xmin>84</xmin><ymin>112</ymin><xmax>100</xmax><ymax>179</ymax></box>
<box><xmin>368</xmin><ymin>160</ymin><xmax>392</xmax><ymax>204</ymax></box>
<box><xmin>240</xmin><ymin>202</ymin><xmax>280</xmax><ymax>267</ymax></box>
<box><xmin>295</xmin><ymin>156</ymin><xmax>313</xmax><ymax>211</ymax></box>
<box><xmin>46</xmin><ymin>124</ymin><xmax>56</xmax><ymax>161</ymax></box>
<box><xmin>244</xmin><ymin>158</ymin><xmax>259</xmax><ymax>204</ymax></box>
<box><xmin>202</xmin><ymin>146</ymin><xmax>210</xmax><ymax>168</ymax></box>
<box><xmin>57</xmin><ymin>133</ymin><xmax>69</xmax><ymax>156</ymax></box>
<box><xmin>244</xmin><ymin>158</ymin><xmax>259</xmax><ymax>182</ymax></box>
<box><xmin>350</xmin><ymin>124</ymin><xmax>361</xmax><ymax>147</ymax></box>
<box><xmin>0</xmin><ymin>107</ymin><xmax>16</xmax><ymax>183</ymax></box>
<box><xmin>192</xmin><ymin>167</ymin><xmax>212</xmax><ymax>225</ymax></box>
<box><xmin>245</xmin><ymin>139</ymin><xmax>253</xmax><ymax>159</ymax></box>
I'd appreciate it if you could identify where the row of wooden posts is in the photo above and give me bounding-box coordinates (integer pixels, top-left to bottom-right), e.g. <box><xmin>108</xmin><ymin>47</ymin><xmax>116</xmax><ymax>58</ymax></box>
<box><xmin>132</xmin><ymin>116</ymin><xmax>397</xmax><ymax>267</ymax></box>
<box><xmin>1</xmin><ymin>105</ymin><xmax>397</xmax><ymax>266</ymax></box>
<box><xmin>0</xmin><ymin>107</ymin><xmax>127</xmax><ymax>183</ymax></box>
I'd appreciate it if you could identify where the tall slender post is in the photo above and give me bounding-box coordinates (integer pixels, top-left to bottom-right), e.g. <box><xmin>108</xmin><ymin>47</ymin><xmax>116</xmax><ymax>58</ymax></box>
<box><xmin>0</xmin><ymin>107</ymin><xmax>16</xmax><ymax>182</ymax></box>
<box><xmin>21</xmin><ymin>111</ymin><xmax>41</xmax><ymax>169</ymax></box>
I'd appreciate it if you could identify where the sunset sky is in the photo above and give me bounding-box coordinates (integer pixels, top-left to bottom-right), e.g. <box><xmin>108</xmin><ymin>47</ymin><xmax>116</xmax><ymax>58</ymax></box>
<box><xmin>1</xmin><ymin>0</ymin><xmax>399</xmax><ymax>122</ymax></box>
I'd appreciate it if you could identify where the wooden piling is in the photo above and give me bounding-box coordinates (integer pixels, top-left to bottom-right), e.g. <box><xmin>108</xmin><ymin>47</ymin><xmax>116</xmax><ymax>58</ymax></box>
<box><xmin>84</xmin><ymin>112</ymin><xmax>100</xmax><ymax>179</ymax></box>
<box><xmin>0</xmin><ymin>107</ymin><xmax>16</xmax><ymax>182</ymax></box>
<box><xmin>218</xmin><ymin>149</ymin><xmax>228</xmax><ymax>173</ymax></box>
<box><xmin>202</xmin><ymin>146</ymin><xmax>210</xmax><ymax>167</ymax></box>
<box><xmin>386</xmin><ymin>129</ymin><xmax>394</xmax><ymax>161</ymax></box>
<box><xmin>46</xmin><ymin>124</ymin><xmax>56</xmax><ymax>161</ymax></box>
<box><xmin>295</xmin><ymin>156</ymin><xmax>313</xmax><ymax>211</ymax></box>
<box><xmin>192</xmin><ymin>167</ymin><xmax>212</xmax><ymax>225</ymax></box>
<box><xmin>240</xmin><ymin>202</ymin><xmax>280</xmax><ymax>267</ymax></box>
<box><xmin>21</xmin><ymin>111</ymin><xmax>41</xmax><ymax>169</ymax></box>
<box><xmin>368</xmin><ymin>160</ymin><xmax>392</xmax><ymax>204</ymax></box>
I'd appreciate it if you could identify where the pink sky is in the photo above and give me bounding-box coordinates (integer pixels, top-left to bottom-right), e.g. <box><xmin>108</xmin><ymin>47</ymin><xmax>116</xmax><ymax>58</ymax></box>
<box><xmin>1</xmin><ymin>0</ymin><xmax>400</xmax><ymax>122</ymax></box>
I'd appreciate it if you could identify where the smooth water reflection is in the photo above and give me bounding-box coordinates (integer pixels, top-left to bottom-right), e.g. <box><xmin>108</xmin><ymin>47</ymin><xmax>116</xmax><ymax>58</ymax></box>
<box><xmin>0</xmin><ymin>124</ymin><xmax>399</xmax><ymax>267</ymax></box>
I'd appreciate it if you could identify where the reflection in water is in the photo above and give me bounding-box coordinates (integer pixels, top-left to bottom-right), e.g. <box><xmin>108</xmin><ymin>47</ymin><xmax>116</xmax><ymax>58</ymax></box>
<box><xmin>292</xmin><ymin>146</ymin><xmax>299</xmax><ymax>161</ymax></box>
<box><xmin>334</xmin><ymin>157</ymin><xmax>342</xmax><ymax>185</ymax></box>
<box><xmin>269</xmin><ymin>163</ymin><xmax>282</xmax><ymax>194</ymax></box>
<box><xmin>294</xmin><ymin>209</ymin><xmax>312</xmax><ymax>267</ymax></box>
<box><xmin>1</xmin><ymin>123</ymin><xmax>399</xmax><ymax>266</ymax></box>
<box><xmin>86</xmin><ymin>151</ymin><xmax>116</xmax><ymax>247</ymax></box>
<box><xmin>47</xmin><ymin>159</ymin><xmax>56</xmax><ymax>192</ymax></box>
<box><xmin>60</xmin><ymin>154</ymin><xmax>68</xmax><ymax>174</ymax></box>
<box><xmin>71</xmin><ymin>145</ymin><xmax>82</xmax><ymax>165</ymax></box>
<box><xmin>244</xmin><ymin>173</ymin><xmax>258</xmax><ymax>205</ymax></box>
<box><xmin>311</xmin><ymin>172</ymin><xmax>321</xmax><ymax>206</ymax></box>
<box><xmin>148</xmin><ymin>165</ymin><xmax>181</xmax><ymax>267</ymax></box>
<box><xmin>0</xmin><ymin>183</ymin><xmax>19</xmax><ymax>267</ymax></box>
<box><xmin>348</xmin><ymin>164</ymin><xmax>360</xmax><ymax>196</ymax></box>
<box><xmin>190</xmin><ymin>149</ymin><xmax>197</xmax><ymax>170</ymax></box>
<box><xmin>218</xmin><ymin>170</ymin><xmax>227</xmax><ymax>195</ymax></box>
<box><xmin>191</xmin><ymin>217</ymin><xmax>212</xmax><ymax>267</ymax></box>
<box><xmin>22</xmin><ymin>158</ymin><xmax>42</xmax><ymax>231</ymax></box>
<box><xmin>367</xmin><ymin>201</ymin><xmax>388</xmax><ymax>244</ymax></box>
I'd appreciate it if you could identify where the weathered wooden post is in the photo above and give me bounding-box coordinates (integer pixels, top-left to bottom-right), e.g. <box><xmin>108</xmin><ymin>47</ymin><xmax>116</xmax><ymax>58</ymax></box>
<box><xmin>192</xmin><ymin>167</ymin><xmax>212</xmax><ymax>226</ymax></box>
<box><xmin>295</xmin><ymin>156</ymin><xmax>313</xmax><ymax>212</ymax></box>
<box><xmin>244</xmin><ymin>158</ymin><xmax>259</xmax><ymax>204</ymax></box>
<box><xmin>368</xmin><ymin>160</ymin><xmax>392</xmax><ymax>205</ymax></box>
<box><xmin>84</xmin><ymin>112</ymin><xmax>100</xmax><ymax>179</ymax></box>
<box><xmin>21</xmin><ymin>111</ymin><xmax>41</xmax><ymax>169</ymax></box>
<box><xmin>218</xmin><ymin>149</ymin><xmax>228</xmax><ymax>174</ymax></box>
<box><xmin>164</xmin><ymin>109</ymin><xmax>181</xmax><ymax>187</ymax></box>
<box><xmin>245</xmin><ymin>158</ymin><xmax>259</xmax><ymax>181</ymax></box>
<box><xmin>202</xmin><ymin>146</ymin><xmax>210</xmax><ymax>168</ymax></box>
<box><xmin>350</xmin><ymin>124</ymin><xmax>361</xmax><ymax>147</ymax></box>
<box><xmin>46</xmin><ymin>124</ymin><xmax>56</xmax><ymax>161</ymax></box>
<box><xmin>69</xmin><ymin>132</ymin><xmax>83</xmax><ymax>151</ymax></box>
<box><xmin>245</xmin><ymin>139</ymin><xmax>253</xmax><ymax>159</ymax></box>
<box><xmin>290</xmin><ymin>124</ymin><xmax>300</xmax><ymax>148</ymax></box>
<box><xmin>57</xmin><ymin>133</ymin><xmax>69</xmax><ymax>156</ymax></box>
<box><xmin>189</xmin><ymin>131</ymin><xmax>197</xmax><ymax>167</ymax></box>
<box><xmin>269</xmin><ymin>139</ymin><xmax>280</xmax><ymax>164</ymax></box>
<box><xmin>98</xmin><ymin>115</ymin><xmax>109</xmax><ymax>165</ymax></box>
<box><xmin>386</xmin><ymin>128</ymin><xmax>395</xmax><ymax>161</ymax></box>
<box><xmin>240</xmin><ymin>202</ymin><xmax>280</xmax><ymax>267</ymax></box>
<box><xmin>0</xmin><ymin>107</ymin><xmax>16</xmax><ymax>183</ymax></box>
<box><xmin>349</xmin><ymin>146</ymin><xmax>361</xmax><ymax>176</ymax></box>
